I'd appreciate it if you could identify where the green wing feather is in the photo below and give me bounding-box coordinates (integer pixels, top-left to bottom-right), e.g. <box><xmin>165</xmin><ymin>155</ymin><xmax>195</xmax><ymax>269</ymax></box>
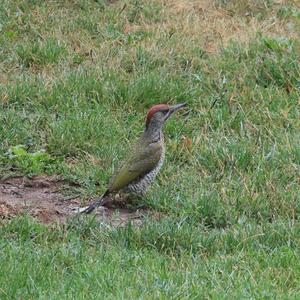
<box><xmin>108</xmin><ymin>139</ymin><xmax>162</xmax><ymax>192</ymax></box>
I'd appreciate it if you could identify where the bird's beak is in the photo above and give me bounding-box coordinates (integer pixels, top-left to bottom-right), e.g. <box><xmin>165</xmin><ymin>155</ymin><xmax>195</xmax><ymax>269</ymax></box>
<box><xmin>166</xmin><ymin>103</ymin><xmax>187</xmax><ymax>119</ymax></box>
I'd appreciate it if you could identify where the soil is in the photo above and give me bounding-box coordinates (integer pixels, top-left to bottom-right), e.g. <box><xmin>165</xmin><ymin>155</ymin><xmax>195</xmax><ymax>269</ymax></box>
<box><xmin>0</xmin><ymin>176</ymin><xmax>147</xmax><ymax>226</ymax></box>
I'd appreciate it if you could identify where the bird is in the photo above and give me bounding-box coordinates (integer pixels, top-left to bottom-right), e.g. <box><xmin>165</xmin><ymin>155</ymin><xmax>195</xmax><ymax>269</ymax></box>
<box><xmin>82</xmin><ymin>102</ymin><xmax>187</xmax><ymax>214</ymax></box>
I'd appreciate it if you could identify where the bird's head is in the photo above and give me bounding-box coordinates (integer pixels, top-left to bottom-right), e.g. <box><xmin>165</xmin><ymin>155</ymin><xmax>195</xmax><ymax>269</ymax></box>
<box><xmin>145</xmin><ymin>103</ymin><xmax>187</xmax><ymax>129</ymax></box>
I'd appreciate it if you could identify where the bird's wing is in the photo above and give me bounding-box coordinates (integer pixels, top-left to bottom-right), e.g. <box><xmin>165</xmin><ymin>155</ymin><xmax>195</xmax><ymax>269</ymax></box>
<box><xmin>108</xmin><ymin>141</ymin><xmax>163</xmax><ymax>192</ymax></box>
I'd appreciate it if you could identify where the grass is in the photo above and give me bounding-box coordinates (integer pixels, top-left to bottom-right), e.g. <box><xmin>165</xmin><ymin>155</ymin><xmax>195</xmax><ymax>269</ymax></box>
<box><xmin>0</xmin><ymin>0</ymin><xmax>300</xmax><ymax>298</ymax></box>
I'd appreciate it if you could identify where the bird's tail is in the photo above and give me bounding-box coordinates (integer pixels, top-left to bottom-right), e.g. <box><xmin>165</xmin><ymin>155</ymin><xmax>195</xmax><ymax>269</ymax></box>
<box><xmin>81</xmin><ymin>190</ymin><xmax>110</xmax><ymax>214</ymax></box>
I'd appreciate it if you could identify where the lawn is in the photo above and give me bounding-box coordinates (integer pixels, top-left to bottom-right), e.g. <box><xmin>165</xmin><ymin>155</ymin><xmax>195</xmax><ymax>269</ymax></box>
<box><xmin>0</xmin><ymin>0</ymin><xmax>300</xmax><ymax>298</ymax></box>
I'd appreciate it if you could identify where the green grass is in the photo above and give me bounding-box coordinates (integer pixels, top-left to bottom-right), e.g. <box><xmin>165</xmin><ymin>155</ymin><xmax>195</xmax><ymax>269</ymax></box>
<box><xmin>1</xmin><ymin>216</ymin><xmax>300</xmax><ymax>299</ymax></box>
<box><xmin>0</xmin><ymin>0</ymin><xmax>300</xmax><ymax>298</ymax></box>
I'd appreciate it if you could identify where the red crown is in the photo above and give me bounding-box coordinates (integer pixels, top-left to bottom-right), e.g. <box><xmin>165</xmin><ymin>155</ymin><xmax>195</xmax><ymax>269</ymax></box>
<box><xmin>146</xmin><ymin>104</ymin><xmax>169</xmax><ymax>125</ymax></box>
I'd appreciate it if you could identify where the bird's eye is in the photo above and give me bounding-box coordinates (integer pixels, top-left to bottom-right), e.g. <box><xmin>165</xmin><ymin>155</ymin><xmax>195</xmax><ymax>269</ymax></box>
<box><xmin>161</xmin><ymin>109</ymin><xmax>169</xmax><ymax>114</ymax></box>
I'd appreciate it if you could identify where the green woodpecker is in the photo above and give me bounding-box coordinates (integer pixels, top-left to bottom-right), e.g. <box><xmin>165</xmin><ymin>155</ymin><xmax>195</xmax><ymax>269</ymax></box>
<box><xmin>82</xmin><ymin>103</ymin><xmax>187</xmax><ymax>214</ymax></box>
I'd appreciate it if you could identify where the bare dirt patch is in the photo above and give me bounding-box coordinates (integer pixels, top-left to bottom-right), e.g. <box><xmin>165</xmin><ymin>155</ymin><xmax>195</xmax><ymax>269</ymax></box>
<box><xmin>0</xmin><ymin>177</ymin><xmax>146</xmax><ymax>226</ymax></box>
